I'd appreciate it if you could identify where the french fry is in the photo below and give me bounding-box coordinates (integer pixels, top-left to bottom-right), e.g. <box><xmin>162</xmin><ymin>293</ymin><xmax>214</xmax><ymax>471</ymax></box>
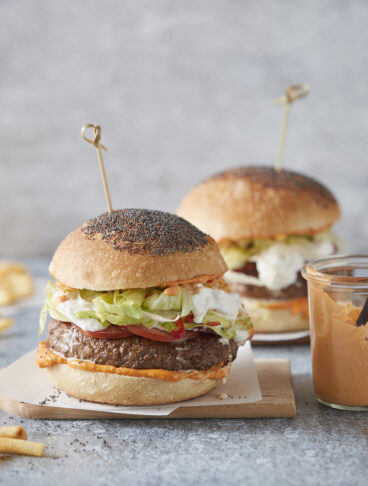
<box><xmin>0</xmin><ymin>318</ymin><xmax>14</xmax><ymax>333</ymax></box>
<box><xmin>0</xmin><ymin>426</ymin><xmax>27</xmax><ymax>440</ymax></box>
<box><xmin>0</xmin><ymin>437</ymin><xmax>45</xmax><ymax>457</ymax></box>
<box><xmin>0</xmin><ymin>286</ymin><xmax>14</xmax><ymax>306</ymax></box>
<box><xmin>0</xmin><ymin>262</ymin><xmax>27</xmax><ymax>277</ymax></box>
<box><xmin>7</xmin><ymin>273</ymin><xmax>34</xmax><ymax>298</ymax></box>
<box><xmin>0</xmin><ymin>261</ymin><xmax>34</xmax><ymax>306</ymax></box>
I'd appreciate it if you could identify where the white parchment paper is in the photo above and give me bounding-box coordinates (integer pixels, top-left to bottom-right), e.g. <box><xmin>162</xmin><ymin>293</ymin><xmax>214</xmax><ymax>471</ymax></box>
<box><xmin>0</xmin><ymin>341</ymin><xmax>261</xmax><ymax>417</ymax></box>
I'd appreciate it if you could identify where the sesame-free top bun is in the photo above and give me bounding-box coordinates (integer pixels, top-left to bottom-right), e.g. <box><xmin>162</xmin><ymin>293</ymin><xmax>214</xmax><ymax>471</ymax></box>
<box><xmin>49</xmin><ymin>209</ymin><xmax>227</xmax><ymax>290</ymax></box>
<box><xmin>177</xmin><ymin>166</ymin><xmax>341</xmax><ymax>243</ymax></box>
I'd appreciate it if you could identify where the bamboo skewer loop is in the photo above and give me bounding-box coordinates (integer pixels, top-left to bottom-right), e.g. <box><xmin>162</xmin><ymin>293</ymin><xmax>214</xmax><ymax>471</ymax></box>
<box><xmin>273</xmin><ymin>83</ymin><xmax>310</xmax><ymax>171</ymax></box>
<box><xmin>81</xmin><ymin>124</ymin><xmax>113</xmax><ymax>213</ymax></box>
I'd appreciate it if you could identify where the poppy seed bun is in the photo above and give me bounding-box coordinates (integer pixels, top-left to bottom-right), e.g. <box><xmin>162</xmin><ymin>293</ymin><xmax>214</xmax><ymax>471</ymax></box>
<box><xmin>49</xmin><ymin>209</ymin><xmax>227</xmax><ymax>290</ymax></box>
<box><xmin>177</xmin><ymin>166</ymin><xmax>340</xmax><ymax>243</ymax></box>
<box><xmin>46</xmin><ymin>365</ymin><xmax>224</xmax><ymax>406</ymax></box>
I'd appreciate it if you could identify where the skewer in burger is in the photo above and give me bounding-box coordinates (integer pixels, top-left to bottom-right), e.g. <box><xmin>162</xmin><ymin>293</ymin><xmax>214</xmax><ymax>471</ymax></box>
<box><xmin>37</xmin><ymin>209</ymin><xmax>253</xmax><ymax>405</ymax></box>
<box><xmin>177</xmin><ymin>166</ymin><xmax>342</xmax><ymax>333</ymax></box>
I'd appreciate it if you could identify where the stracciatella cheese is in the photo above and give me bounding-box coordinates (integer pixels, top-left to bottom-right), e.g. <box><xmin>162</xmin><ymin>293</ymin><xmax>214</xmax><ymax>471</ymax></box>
<box><xmin>225</xmin><ymin>239</ymin><xmax>335</xmax><ymax>291</ymax></box>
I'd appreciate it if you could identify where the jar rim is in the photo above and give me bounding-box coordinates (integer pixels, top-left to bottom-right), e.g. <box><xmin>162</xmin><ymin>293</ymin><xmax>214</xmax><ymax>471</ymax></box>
<box><xmin>302</xmin><ymin>254</ymin><xmax>368</xmax><ymax>289</ymax></box>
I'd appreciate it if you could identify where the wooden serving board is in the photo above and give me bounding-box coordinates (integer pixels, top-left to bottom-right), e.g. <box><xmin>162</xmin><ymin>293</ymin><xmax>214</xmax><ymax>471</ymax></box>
<box><xmin>0</xmin><ymin>359</ymin><xmax>295</xmax><ymax>419</ymax></box>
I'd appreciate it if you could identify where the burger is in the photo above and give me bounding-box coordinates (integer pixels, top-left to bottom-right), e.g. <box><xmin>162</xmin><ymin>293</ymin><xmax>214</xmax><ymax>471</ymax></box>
<box><xmin>177</xmin><ymin>166</ymin><xmax>342</xmax><ymax>333</ymax></box>
<box><xmin>36</xmin><ymin>209</ymin><xmax>253</xmax><ymax>405</ymax></box>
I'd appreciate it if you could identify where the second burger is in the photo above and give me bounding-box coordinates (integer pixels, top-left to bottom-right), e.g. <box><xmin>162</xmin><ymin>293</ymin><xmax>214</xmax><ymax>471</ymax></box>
<box><xmin>178</xmin><ymin>166</ymin><xmax>342</xmax><ymax>334</ymax></box>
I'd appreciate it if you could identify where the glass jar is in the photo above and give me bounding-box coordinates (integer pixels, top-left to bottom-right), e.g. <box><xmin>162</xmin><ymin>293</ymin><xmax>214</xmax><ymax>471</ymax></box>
<box><xmin>302</xmin><ymin>255</ymin><xmax>368</xmax><ymax>410</ymax></box>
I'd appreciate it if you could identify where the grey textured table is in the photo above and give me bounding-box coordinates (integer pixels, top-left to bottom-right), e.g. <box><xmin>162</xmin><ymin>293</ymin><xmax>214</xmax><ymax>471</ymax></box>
<box><xmin>1</xmin><ymin>259</ymin><xmax>367</xmax><ymax>486</ymax></box>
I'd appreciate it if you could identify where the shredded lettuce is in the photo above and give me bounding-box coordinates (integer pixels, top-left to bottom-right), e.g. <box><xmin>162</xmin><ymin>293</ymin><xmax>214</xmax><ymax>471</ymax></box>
<box><xmin>39</xmin><ymin>281</ymin><xmax>252</xmax><ymax>341</ymax></box>
<box><xmin>221</xmin><ymin>240</ymin><xmax>273</xmax><ymax>270</ymax></box>
<box><xmin>221</xmin><ymin>232</ymin><xmax>333</xmax><ymax>270</ymax></box>
<box><xmin>38</xmin><ymin>303</ymin><xmax>48</xmax><ymax>336</ymax></box>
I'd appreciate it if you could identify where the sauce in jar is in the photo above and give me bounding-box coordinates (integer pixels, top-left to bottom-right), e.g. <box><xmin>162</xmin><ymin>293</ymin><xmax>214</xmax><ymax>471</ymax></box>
<box><xmin>302</xmin><ymin>255</ymin><xmax>368</xmax><ymax>410</ymax></box>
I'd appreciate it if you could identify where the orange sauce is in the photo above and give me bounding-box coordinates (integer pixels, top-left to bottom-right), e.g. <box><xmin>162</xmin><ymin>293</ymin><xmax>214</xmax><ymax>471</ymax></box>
<box><xmin>36</xmin><ymin>341</ymin><xmax>230</xmax><ymax>383</ymax></box>
<box><xmin>263</xmin><ymin>297</ymin><xmax>309</xmax><ymax>318</ymax></box>
<box><xmin>219</xmin><ymin>223</ymin><xmax>333</xmax><ymax>246</ymax></box>
<box><xmin>309</xmin><ymin>287</ymin><xmax>368</xmax><ymax>406</ymax></box>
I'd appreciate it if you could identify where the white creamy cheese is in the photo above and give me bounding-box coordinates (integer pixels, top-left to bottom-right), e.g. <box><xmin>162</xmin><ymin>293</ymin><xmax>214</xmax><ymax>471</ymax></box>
<box><xmin>225</xmin><ymin>239</ymin><xmax>335</xmax><ymax>291</ymax></box>
<box><xmin>191</xmin><ymin>286</ymin><xmax>245</xmax><ymax>323</ymax></box>
<box><xmin>51</xmin><ymin>285</ymin><xmax>248</xmax><ymax>337</ymax></box>
<box><xmin>55</xmin><ymin>296</ymin><xmax>105</xmax><ymax>332</ymax></box>
<box><xmin>230</xmin><ymin>327</ymin><xmax>251</xmax><ymax>344</ymax></box>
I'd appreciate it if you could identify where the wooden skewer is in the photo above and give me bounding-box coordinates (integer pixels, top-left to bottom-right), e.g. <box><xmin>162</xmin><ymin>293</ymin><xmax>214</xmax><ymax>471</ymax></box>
<box><xmin>273</xmin><ymin>83</ymin><xmax>310</xmax><ymax>171</ymax></box>
<box><xmin>81</xmin><ymin>124</ymin><xmax>113</xmax><ymax>213</ymax></box>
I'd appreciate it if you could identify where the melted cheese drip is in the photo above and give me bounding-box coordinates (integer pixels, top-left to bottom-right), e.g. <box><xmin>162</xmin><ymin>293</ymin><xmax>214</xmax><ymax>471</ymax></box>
<box><xmin>36</xmin><ymin>341</ymin><xmax>231</xmax><ymax>383</ymax></box>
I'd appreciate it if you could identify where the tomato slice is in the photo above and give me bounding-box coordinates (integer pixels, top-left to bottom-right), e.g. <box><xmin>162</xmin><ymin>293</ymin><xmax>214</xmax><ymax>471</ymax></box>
<box><xmin>125</xmin><ymin>324</ymin><xmax>196</xmax><ymax>342</ymax></box>
<box><xmin>74</xmin><ymin>322</ymin><xmax>199</xmax><ymax>342</ymax></box>
<box><xmin>171</xmin><ymin>318</ymin><xmax>186</xmax><ymax>339</ymax></box>
<box><xmin>77</xmin><ymin>324</ymin><xmax>133</xmax><ymax>339</ymax></box>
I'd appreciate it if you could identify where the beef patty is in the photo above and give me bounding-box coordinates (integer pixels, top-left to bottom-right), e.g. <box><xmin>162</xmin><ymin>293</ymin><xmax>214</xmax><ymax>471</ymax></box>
<box><xmin>47</xmin><ymin>320</ymin><xmax>238</xmax><ymax>371</ymax></box>
<box><xmin>229</xmin><ymin>261</ymin><xmax>307</xmax><ymax>300</ymax></box>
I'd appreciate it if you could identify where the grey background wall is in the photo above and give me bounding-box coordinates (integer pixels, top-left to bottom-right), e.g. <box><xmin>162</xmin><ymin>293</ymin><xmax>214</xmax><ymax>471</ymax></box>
<box><xmin>1</xmin><ymin>0</ymin><xmax>367</xmax><ymax>256</ymax></box>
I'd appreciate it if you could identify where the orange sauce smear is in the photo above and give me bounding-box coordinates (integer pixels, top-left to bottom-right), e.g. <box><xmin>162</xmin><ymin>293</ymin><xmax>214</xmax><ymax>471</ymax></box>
<box><xmin>263</xmin><ymin>297</ymin><xmax>309</xmax><ymax>318</ymax></box>
<box><xmin>36</xmin><ymin>341</ymin><xmax>231</xmax><ymax>383</ymax></box>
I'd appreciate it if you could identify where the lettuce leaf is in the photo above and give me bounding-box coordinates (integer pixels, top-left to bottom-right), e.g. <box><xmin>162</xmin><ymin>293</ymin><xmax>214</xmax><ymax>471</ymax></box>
<box><xmin>40</xmin><ymin>280</ymin><xmax>253</xmax><ymax>341</ymax></box>
<box><xmin>221</xmin><ymin>233</ymin><xmax>328</xmax><ymax>270</ymax></box>
<box><xmin>38</xmin><ymin>303</ymin><xmax>48</xmax><ymax>335</ymax></box>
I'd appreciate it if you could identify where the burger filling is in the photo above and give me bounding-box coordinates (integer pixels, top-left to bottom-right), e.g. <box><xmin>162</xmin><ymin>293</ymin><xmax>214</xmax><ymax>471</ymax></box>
<box><xmin>39</xmin><ymin>279</ymin><xmax>252</xmax><ymax>369</ymax></box>
<box><xmin>47</xmin><ymin>320</ymin><xmax>238</xmax><ymax>371</ymax></box>
<box><xmin>221</xmin><ymin>230</ymin><xmax>342</xmax><ymax>299</ymax></box>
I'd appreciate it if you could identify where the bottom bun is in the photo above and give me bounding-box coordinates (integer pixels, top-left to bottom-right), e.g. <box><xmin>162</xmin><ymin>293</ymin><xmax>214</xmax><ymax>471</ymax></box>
<box><xmin>242</xmin><ymin>297</ymin><xmax>309</xmax><ymax>333</ymax></box>
<box><xmin>47</xmin><ymin>364</ymin><xmax>223</xmax><ymax>406</ymax></box>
